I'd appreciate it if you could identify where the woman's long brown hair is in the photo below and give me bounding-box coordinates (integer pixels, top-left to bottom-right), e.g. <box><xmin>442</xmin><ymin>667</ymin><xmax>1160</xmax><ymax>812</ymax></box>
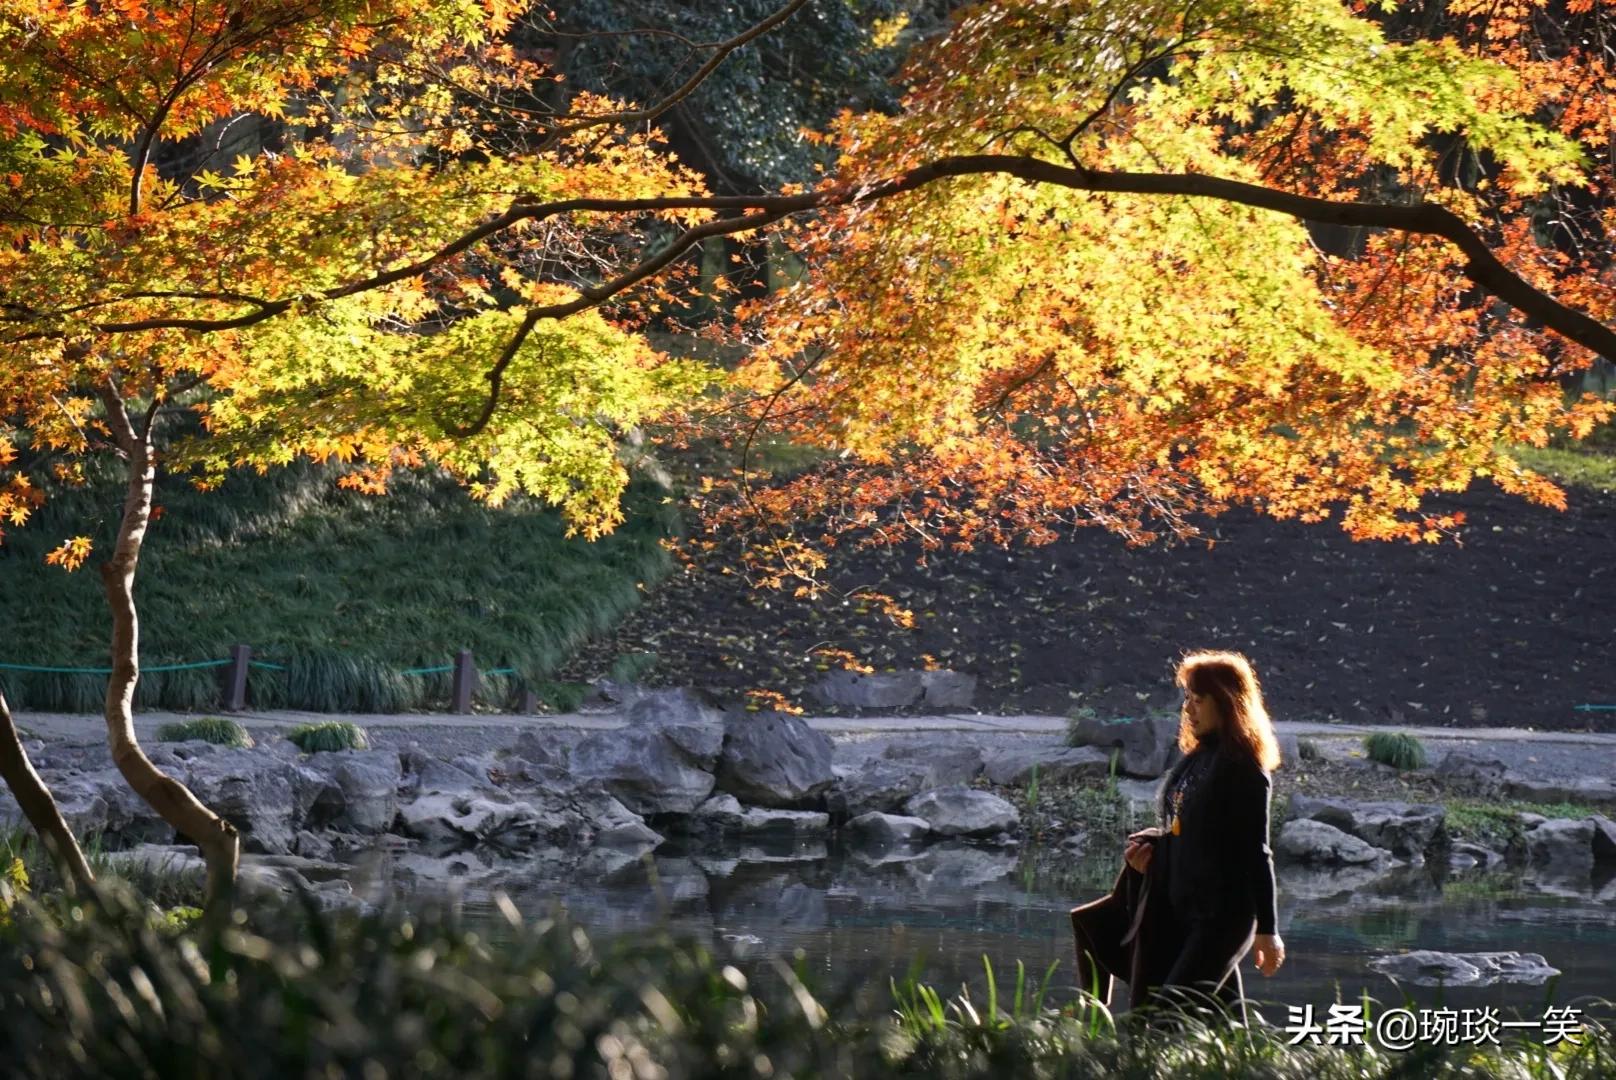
<box><xmin>1176</xmin><ymin>650</ymin><xmax>1282</xmax><ymax>772</ymax></box>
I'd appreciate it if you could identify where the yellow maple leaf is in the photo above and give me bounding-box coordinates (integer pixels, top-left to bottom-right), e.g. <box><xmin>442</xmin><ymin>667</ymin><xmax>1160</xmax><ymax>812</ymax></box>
<box><xmin>44</xmin><ymin>536</ymin><xmax>93</xmax><ymax>572</ymax></box>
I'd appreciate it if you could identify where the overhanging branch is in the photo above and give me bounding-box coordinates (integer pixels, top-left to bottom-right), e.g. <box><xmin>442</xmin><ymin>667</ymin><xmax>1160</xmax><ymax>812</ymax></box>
<box><xmin>31</xmin><ymin>153</ymin><xmax>1614</xmax><ymax>373</ymax></box>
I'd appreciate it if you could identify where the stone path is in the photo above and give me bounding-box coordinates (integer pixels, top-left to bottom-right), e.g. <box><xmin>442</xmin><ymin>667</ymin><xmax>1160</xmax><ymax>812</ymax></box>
<box><xmin>19</xmin><ymin>708</ymin><xmax>1616</xmax><ymax>743</ymax></box>
<box><xmin>18</xmin><ymin>708</ymin><xmax>1616</xmax><ymax>785</ymax></box>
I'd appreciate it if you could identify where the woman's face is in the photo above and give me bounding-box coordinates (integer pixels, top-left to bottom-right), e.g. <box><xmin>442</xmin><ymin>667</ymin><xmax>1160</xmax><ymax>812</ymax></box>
<box><xmin>1184</xmin><ymin>687</ymin><xmax>1221</xmax><ymax>737</ymax></box>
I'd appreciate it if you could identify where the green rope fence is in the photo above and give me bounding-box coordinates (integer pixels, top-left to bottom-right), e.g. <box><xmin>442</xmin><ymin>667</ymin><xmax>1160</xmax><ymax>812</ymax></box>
<box><xmin>0</xmin><ymin>659</ymin><xmax>232</xmax><ymax>674</ymax></box>
<box><xmin>0</xmin><ymin>650</ymin><xmax>544</xmax><ymax>713</ymax></box>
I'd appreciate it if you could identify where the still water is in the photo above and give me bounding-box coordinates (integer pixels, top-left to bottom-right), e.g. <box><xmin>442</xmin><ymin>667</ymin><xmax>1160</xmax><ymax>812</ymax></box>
<box><xmin>369</xmin><ymin>834</ymin><xmax>1616</xmax><ymax>1023</ymax></box>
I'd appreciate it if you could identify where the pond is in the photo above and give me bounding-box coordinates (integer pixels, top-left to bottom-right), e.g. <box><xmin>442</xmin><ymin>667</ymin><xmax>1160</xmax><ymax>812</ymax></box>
<box><xmin>353</xmin><ymin>833</ymin><xmax>1616</xmax><ymax>1025</ymax></box>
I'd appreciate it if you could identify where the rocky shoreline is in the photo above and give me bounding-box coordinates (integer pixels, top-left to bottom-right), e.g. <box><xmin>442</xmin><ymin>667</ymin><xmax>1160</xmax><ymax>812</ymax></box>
<box><xmin>7</xmin><ymin>691</ymin><xmax>1616</xmax><ymax>921</ymax></box>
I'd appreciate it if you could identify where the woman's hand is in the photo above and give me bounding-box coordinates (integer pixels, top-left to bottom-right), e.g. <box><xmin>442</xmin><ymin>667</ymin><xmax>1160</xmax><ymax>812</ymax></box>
<box><xmin>1123</xmin><ymin>835</ymin><xmax>1154</xmax><ymax>874</ymax></box>
<box><xmin>1253</xmin><ymin>933</ymin><xmax>1286</xmax><ymax>977</ymax></box>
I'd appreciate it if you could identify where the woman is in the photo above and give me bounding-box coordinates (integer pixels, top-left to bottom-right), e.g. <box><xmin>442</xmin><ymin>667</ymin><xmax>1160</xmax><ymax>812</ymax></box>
<box><xmin>1071</xmin><ymin>649</ymin><xmax>1285</xmax><ymax>1022</ymax></box>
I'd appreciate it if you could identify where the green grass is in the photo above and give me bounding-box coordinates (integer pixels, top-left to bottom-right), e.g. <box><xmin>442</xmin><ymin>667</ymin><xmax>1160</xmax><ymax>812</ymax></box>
<box><xmin>1509</xmin><ymin>445</ymin><xmax>1616</xmax><ymax>494</ymax></box>
<box><xmin>0</xmin><ymin>456</ymin><xmax>679</xmax><ymax>712</ymax></box>
<box><xmin>1364</xmin><ymin>731</ymin><xmax>1428</xmax><ymax>771</ymax></box>
<box><xmin>154</xmin><ymin>716</ymin><xmax>254</xmax><ymax>748</ymax></box>
<box><xmin>606</xmin><ymin>649</ymin><xmax>659</xmax><ymax>684</ymax></box>
<box><xmin>1445</xmin><ymin>797</ymin><xmax>1602</xmax><ymax>850</ymax></box>
<box><xmin>285</xmin><ymin>720</ymin><xmax>369</xmax><ymax>753</ymax></box>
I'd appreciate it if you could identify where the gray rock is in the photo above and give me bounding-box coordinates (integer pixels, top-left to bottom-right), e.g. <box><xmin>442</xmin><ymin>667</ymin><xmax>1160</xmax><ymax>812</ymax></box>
<box><xmin>1276</xmin><ymin>733</ymin><xmax>1302</xmax><ymax>769</ymax></box>
<box><xmin>919</xmin><ymin>670</ymin><xmax>977</xmax><ymax>709</ymax></box>
<box><xmin>691</xmin><ymin>793</ymin><xmax>830</xmax><ymax>835</ymax></box>
<box><xmin>845</xmin><ymin>811</ymin><xmax>931</xmax><ymax>846</ymax></box>
<box><xmin>96</xmin><ymin>773</ymin><xmax>172</xmax><ymax>844</ymax></box>
<box><xmin>809</xmin><ymin>670</ymin><xmax>923</xmax><ymax>710</ymax></box>
<box><xmin>1369</xmin><ymin>950</ymin><xmax>1560</xmax><ymax>987</ymax></box>
<box><xmin>1524</xmin><ymin>818</ymin><xmax>1595</xmax><ymax>877</ymax></box>
<box><xmin>449</xmin><ymin>754</ymin><xmax>496</xmax><ymax>784</ymax></box>
<box><xmin>626</xmin><ymin>689</ymin><xmax>727</xmax><ymax>738</ymax></box>
<box><xmin>982</xmin><ymin>744</ymin><xmax>1112</xmax><ymax>786</ymax></box>
<box><xmin>1436</xmin><ymin>749</ymin><xmax>1509</xmax><ymax>790</ymax></box>
<box><xmin>903</xmin><ymin>786</ymin><xmax>1019</xmax><ymax>840</ymax></box>
<box><xmin>1591</xmin><ymin>815</ymin><xmax>1616</xmax><ymax>864</ymax></box>
<box><xmin>1277</xmin><ymin>860</ymin><xmax>1398</xmax><ymax>901</ymax></box>
<box><xmin>292</xmin><ymin>830</ymin><xmax>336</xmax><ymax>860</ymax></box>
<box><xmin>1449</xmin><ymin>840</ymin><xmax>1505</xmax><ymax>870</ymax></box>
<box><xmin>1063</xmin><ymin>715</ymin><xmax>1180</xmax><ymax>778</ymax></box>
<box><xmin>715</xmin><ymin>712</ymin><xmax>835</xmax><ymax>809</ymax></box>
<box><xmin>509</xmin><ymin>730</ymin><xmax>570</xmax><ymax>771</ymax></box>
<box><xmin>570</xmin><ymin>725</ymin><xmax>716</xmax><ymax>815</ymax></box>
<box><xmin>1504</xmin><ymin>773</ymin><xmax>1616</xmax><ymax>805</ymax></box>
<box><xmin>396</xmin><ymin>791</ymin><xmax>570</xmax><ymax>851</ymax></box>
<box><xmin>827</xmin><ymin>760</ymin><xmax>930</xmax><ymax>818</ymax></box>
<box><xmin>1286</xmin><ymin>795</ymin><xmax>1445</xmax><ymax>857</ymax></box>
<box><xmin>0</xmin><ymin>775</ymin><xmax>110</xmax><ymax>838</ymax></box>
<box><xmin>402</xmin><ymin>753</ymin><xmax>488</xmax><ymax>798</ymax></box>
<box><xmin>304</xmin><ymin>750</ymin><xmax>402</xmax><ymax>834</ymax></box>
<box><xmin>572</xmin><ymin>787</ymin><xmax>663</xmax><ymax>848</ymax></box>
<box><xmin>182</xmin><ymin>749</ymin><xmax>327</xmax><ymax>854</ymax></box>
<box><xmin>103</xmin><ymin>844</ymin><xmax>360</xmax><ymax>906</ymax></box>
<box><xmin>830</xmin><ymin>745</ymin><xmax>987</xmax><ymax>818</ymax></box>
<box><xmin>903</xmin><ymin>844</ymin><xmax>1017</xmax><ymax>887</ymax></box>
<box><xmin>880</xmin><ymin>743</ymin><xmax>985</xmax><ymax>787</ymax></box>
<box><xmin>1275</xmin><ymin>819</ymin><xmax>1392</xmax><ymax>866</ymax></box>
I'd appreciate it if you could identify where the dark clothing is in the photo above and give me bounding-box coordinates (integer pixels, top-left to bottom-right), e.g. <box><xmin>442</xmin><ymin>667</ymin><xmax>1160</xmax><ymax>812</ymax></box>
<box><xmin>1155</xmin><ymin>735</ymin><xmax>1278</xmax><ymax>936</ymax></box>
<box><xmin>1070</xmin><ymin>736</ymin><xmax>1277</xmax><ymax>1019</ymax></box>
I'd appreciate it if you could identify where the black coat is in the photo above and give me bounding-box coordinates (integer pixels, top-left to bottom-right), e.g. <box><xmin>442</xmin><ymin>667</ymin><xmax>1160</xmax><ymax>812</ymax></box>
<box><xmin>1070</xmin><ymin>737</ymin><xmax>1277</xmax><ymax>1010</ymax></box>
<box><xmin>1154</xmin><ymin>739</ymin><xmax>1277</xmax><ymax>935</ymax></box>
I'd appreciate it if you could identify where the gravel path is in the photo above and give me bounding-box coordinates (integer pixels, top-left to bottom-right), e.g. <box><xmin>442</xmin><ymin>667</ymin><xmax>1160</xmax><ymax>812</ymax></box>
<box><xmin>15</xmin><ymin>709</ymin><xmax>1616</xmax><ymax>784</ymax></box>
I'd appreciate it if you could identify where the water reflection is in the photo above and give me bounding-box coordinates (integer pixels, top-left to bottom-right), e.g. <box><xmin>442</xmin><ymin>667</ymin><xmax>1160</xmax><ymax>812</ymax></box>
<box><xmin>350</xmin><ymin>835</ymin><xmax>1616</xmax><ymax>1020</ymax></box>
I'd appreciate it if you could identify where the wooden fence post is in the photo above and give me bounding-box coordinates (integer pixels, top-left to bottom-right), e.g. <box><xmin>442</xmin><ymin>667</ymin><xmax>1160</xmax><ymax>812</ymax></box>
<box><xmin>451</xmin><ymin>650</ymin><xmax>477</xmax><ymax>714</ymax></box>
<box><xmin>516</xmin><ymin>686</ymin><xmax>538</xmax><ymax>714</ymax></box>
<box><xmin>222</xmin><ymin>644</ymin><xmax>251</xmax><ymax>712</ymax></box>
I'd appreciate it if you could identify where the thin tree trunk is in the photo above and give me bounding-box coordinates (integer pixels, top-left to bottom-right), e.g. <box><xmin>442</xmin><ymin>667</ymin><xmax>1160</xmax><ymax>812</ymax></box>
<box><xmin>98</xmin><ymin>382</ymin><xmax>240</xmax><ymax>911</ymax></box>
<box><xmin>0</xmin><ymin>691</ymin><xmax>95</xmax><ymax>895</ymax></box>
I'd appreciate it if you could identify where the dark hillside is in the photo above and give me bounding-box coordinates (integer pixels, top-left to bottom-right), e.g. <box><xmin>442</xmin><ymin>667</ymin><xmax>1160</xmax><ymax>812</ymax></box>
<box><xmin>563</xmin><ymin>455</ymin><xmax>1615</xmax><ymax>732</ymax></box>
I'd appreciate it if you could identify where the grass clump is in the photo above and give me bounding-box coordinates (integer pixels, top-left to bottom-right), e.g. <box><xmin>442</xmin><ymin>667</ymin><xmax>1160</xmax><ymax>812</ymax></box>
<box><xmin>286</xmin><ymin>720</ymin><xmax>369</xmax><ymax>753</ymax></box>
<box><xmin>1364</xmin><ymin>730</ymin><xmax>1427</xmax><ymax>771</ymax></box>
<box><xmin>607</xmin><ymin>649</ymin><xmax>659</xmax><ymax>684</ymax></box>
<box><xmin>1298</xmin><ymin>737</ymin><xmax>1321</xmax><ymax>762</ymax></box>
<box><xmin>530</xmin><ymin>678</ymin><xmax>593</xmax><ymax>713</ymax></box>
<box><xmin>154</xmin><ymin>716</ymin><xmax>254</xmax><ymax>748</ymax></box>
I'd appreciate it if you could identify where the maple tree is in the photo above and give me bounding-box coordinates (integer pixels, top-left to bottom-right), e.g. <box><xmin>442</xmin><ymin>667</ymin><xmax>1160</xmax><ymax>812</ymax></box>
<box><xmin>710</xmin><ymin>0</ymin><xmax>1616</xmax><ymax>577</ymax></box>
<box><xmin>3</xmin><ymin>0</ymin><xmax>1616</xmax><ymax>906</ymax></box>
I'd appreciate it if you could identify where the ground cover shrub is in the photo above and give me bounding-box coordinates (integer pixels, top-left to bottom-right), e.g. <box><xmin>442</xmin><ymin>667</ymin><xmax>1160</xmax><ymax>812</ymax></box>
<box><xmin>0</xmin><ymin>458</ymin><xmax>678</xmax><ymax>712</ymax></box>
<box><xmin>0</xmin><ymin>885</ymin><xmax>1608</xmax><ymax>1079</ymax></box>
<box><xmin>1297</xmin><ymin>738</ymin><xmax>1321</xmax><ymax>762</ymax></box>
<box><xmin>154</xmin><ymin>716</ymin><xmax>254</xmax><ymax>748</ymax></box>
<box><xmin>1364</xmin><ymin>731</ymin><xmax>1427</xmax><ymax>771</ymax></box>
<box><xmin>286</xmin><ymin>721</ymin><xmax>369</xmax><ymax>753</ymax></box>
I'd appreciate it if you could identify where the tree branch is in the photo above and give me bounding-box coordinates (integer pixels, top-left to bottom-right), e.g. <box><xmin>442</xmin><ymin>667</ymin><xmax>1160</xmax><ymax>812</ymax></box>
<box><xmin>28</xmin><ymin>153</ymin><xmax>1616</xmax><ymax>367</ymax></box>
